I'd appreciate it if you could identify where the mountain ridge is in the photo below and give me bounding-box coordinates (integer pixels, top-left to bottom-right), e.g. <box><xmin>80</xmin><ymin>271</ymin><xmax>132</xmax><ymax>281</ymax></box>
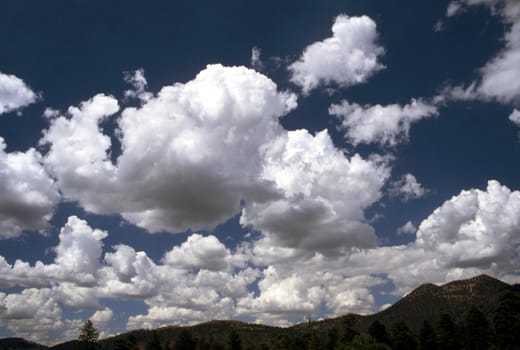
<box><xmin>1</xmin><ymin>274</ymin><xmax>518</xmax><ymax>349</ymax></box>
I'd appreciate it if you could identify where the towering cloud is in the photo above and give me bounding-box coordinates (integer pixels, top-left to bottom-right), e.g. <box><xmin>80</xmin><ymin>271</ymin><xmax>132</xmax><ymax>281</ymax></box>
<box><xmin>0</xmin><ymin>138</ymin><xmax>60</xmax><ymax>238</ymax></box>
<box><xmin>40</xmin><ymin>64</ymin><xmax>388</xmax><ymax>258</ymax></box>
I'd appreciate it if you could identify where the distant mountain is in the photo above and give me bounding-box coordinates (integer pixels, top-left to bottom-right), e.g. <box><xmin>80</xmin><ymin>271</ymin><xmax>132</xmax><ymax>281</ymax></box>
<box><xmin>356</xmin><ymin>274</ymin><xmax>515</xmax><ymax>333</ymax></box>
<box><xmin>0</xmin><ymin>337</ymin><xmax>47</xmax><ymax>350</ymax></box>
<box><xmin>1</xmin><ymin>274</ymin><xmax>518</xmax><ymax>349</ymax></box>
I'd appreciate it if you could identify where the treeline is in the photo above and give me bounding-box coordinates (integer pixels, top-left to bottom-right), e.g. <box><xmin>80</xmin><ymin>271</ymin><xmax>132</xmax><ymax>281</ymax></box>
<box><xmin>80</xmin><ymin>292</ymin><xmax>520</xmax><ymax>350</ymax></box>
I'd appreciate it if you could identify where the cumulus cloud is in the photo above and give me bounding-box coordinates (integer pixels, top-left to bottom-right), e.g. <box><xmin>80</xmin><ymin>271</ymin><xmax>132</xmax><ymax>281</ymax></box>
<box><xmin>0</xmin><ymin>138</ymin><xmax>60</xmax><ymax>238</ymax></box>
<box><xmin>163</xmin><ymin>234</ymin><xmax>231</xmax><ymax>271</ymax></box>
<box><xmin>2</xmin><ymin>177</ymin><xmax>520</xmax><ymax>341</ymax></box>
<box><xmin>0</xmin><ymin>288</ymin><xmax>82</xmax><ymax>345</ymax></box>
<box><xmin>0</xmin><ymin>72</ymin><xmax>38</xmax><ymax>115</ymax></box>
<box><xmin>416</xmin><ymin>180</ymin><xmax>520</xmax><ymax>268</ymax></box>
<box><xmin>509</xmin><ymin>108</ymin><xmax>520</xmax><ymax>126</ymax></box>
<box><xmin>442</xmin><ymin>0</ymin><xmax>520</xmax><ymax>104</ymax></box>
<box><xmin>251</xmin><ymin>46</ymin><xmax>263</xmax><ymax>70</ymax></box>
<box><xmin>0</xmin><ymin>216</ymin><xmax>107</xmax><ymax>289</ymax></box>
<box><xmin>41</xmin><ymin>64</ymin><xmax>297</xmax><ymax>234</ymax></box>
<box><xmin>396</xmin><ymin>221</ymin><xmax>417</xmax><ymax>235</ymax></box>
<box><xmin>241</xmin><ymin>129</ymin><xmax>390</xmax><ymax>254</ymax></box>
<box><xmin>289</xmin><ymin>14</ymin><xmax>384</xmax><ymax>94</ymax></box>
<box><xmin>0</xmin><ymin>217</ymin><xmax>258</xmax><ymax>337</ymax></box>
<box><xmin>40</xmin><ymin>64</ymin><xmax>388</xmax><ymax>257</ymax></box>
<box><xmin>124</xmin><ymin>68</ymin><xmax>152</xmax><ymax>102</ymax></box>
<box><xmin>91</xmin><ymin>307</ymin><xmax>113</xmax><ymax>324</ymax></box>
<box><xmin>329</xmin><ymin>99</ymin><xmax>438</xmax><ymax>147</ymax></box>
<box><xmin>389</xmin><ymin>173</ymin><xmax>429</xmax><ymax>201</ymax></box>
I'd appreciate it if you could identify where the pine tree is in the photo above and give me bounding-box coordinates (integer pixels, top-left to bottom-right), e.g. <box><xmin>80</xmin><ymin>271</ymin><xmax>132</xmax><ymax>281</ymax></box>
<box><xmin>368</xmin><ymin>320</ymin><xmax>391</xmax><ymax>347</ymax></box>
<box><xmin>418</xmin><ymin>320</ymin><xmax>436</xmax><ymax>350</ymax></box>
<box><xmin>79</xmin><ymin>320</ymin><xmax>99</xmax><ymax>350</ymax></box>
<box><xmin>390</xmin><ymin>320</ymin><xmax>417</xmax><ymax>350</ymax></box>
<box><xmin>175</xmin><ymin>329</ymin><xmax>196</xmax><ymax>350</ymax></box>
<box><xmin>344</xmin><ymin>334</ymin><xmax>391</xmax><ymax>350</ymax></box>
<box><xmin>493</xmin><ymin>292</ymin><xmax>520</xmax><ymax>349</ymax></box>
<box><xmin>146</xmin><ymin>330</ymin><xmax>162</xmax><ymax>350</ymax></box>
<box><xmin>228</xmin><ymin>329</ymin><xmax>242</xmax><ymax>350</ymax></box>
<box><xmin>436</xmin><ymin>312</ymin><xmax>459</xmax><ymax>350</ymax></box>
<box><xmin>324</xmin><ymin>327</ymin><xmax>338</xmax><ymax>350</ymax></box>
<box><xmin>464</xmin><ymin>306</ymin><xmax>489</xmax><ymax>350</ymax></box>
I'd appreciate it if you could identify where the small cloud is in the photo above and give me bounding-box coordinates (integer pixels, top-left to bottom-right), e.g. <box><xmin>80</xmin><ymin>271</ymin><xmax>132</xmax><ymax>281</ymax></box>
<box><xmin>396</xmin><ymin>221</ymin><xmax>417</xmax><ymax>235</ymax></box>
<box><xmin>42</xmin><ymin>107</ymin><xmax>60</xmax><ymax>119</ymax></box>
<box><xmin>289</xmin><ymin>14</ymin><xmax>385</xmax><ymax>94</ymax></box>
<box><xmin>330</xmin><ymin>99</ymin><xmax>438</xmax><ymax>147</ymax></box>
<box><xmin>0</xmin><ymin>71</ymin><xmax>39</xmax><ymax>115</ymax></box>
<box><xmin>433</xmin><ymin>20</ymin><xmax>445</xmax><ymax>32</ymax></box>
<box><xmin>123</xmin><ymin>68</ymin><xmax>152</xmax><ymax>102</ymax></box>
<box><xmin>509</xmin><ymin>109</ymin><xmax>520</xmax><ymax>127</ymax></box>
<box><xmin>251</xmin><ymin>46</ymin><xmax>264</xmax><ymax>71</ymax></box>
<box><xmin>446</xmin><ymin>1</ymin><xmax>463</xmax><ymax>17</ymax></box>
<box><xmin>390</xmin><ymin>174</ymin><xmax>428</xmax><ymax>201</ymax></box>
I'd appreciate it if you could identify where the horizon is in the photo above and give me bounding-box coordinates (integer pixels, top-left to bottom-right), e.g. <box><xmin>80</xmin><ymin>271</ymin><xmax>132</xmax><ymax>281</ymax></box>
<box><xmin>1</xmin><ymin>0</ymin><xmax>520</xmax><ymax>345</ymax></box>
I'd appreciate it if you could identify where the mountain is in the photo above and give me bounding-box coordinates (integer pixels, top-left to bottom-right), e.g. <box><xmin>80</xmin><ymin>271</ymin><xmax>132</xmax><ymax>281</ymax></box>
<box><xmin>0</xmin><ymin>337</ymin><xmax>47</xmax><ymax>349</ymax></box>
<box><xmin>356</xmin><ymin>274</ymin><xmax>515</xmax><ymax>333</ymax></box>
<box><xmin>1</xmin><ymin>274</ymin><xmax>518</xmax><ymax>349</ymax></box>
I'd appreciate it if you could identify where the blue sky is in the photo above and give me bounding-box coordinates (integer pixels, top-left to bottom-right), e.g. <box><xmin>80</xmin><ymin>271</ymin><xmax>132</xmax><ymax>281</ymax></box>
<box><xmin>1</xmin><ymin>0</ymin><xmax>520</xmax><ymax>344</ymax></box>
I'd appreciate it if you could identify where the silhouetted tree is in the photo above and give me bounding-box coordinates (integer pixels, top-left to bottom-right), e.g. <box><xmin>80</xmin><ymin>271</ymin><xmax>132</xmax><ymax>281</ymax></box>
<box><xmin>390</xmin><ymin>320</ymin><xmax>417</xmax><ymax>350</ymax></box>
<box><xmin>463</xmin><ymin>306</ymin><xmax>489</xmax><ymax>350</ymax></box>
<box><xmin>114</xmin><ymin>335</ymin><xmax>137</xmax><ymax>350</ymax></box>
<box><xmin>175</xmin><ymin>329</ymin><xmax>196</xmax><ymax>350</ymax></box>
<box><xmin>493</xmin><ymin>292</ymin><xmax>520</xmax><ymax>350</ymax></box>
<box><xmin>146</xmin><ymin>330</ymin><xmax>162</xmax><ymax>350</ymax></box>
<box><xmin>368</xmin><ymin>320</ymin><xmax>391</xmax><ymax>347</ymax></box>
<box><xmin>436</xmin><ymin>312</ymin><xmax>459</xmax><ymax>350</ymax></box>
<box><xmin>342</xmin><ymin>334</ymin><xmax>391</xmax><ymax>350</ymax></box>
<box><xmin>307</xmin><ymin>330</ymin><xmax>320</xmax><ymax>350</ymax></box>
<box><xmin>324</xmin><ymin>327</ymin><xmax>338</xmax><ymax>350</ymax></box>
<box><xmin>228</xmin><ymin>329</ymin><xmax>242</xmax><ymax>350</ymax></box>
<box><xmin>340</xmin><ymin>314</ymin><xmax>359</xmax><ymax>344</ymax></box>
<box><xmin>418</xmin><ymin>320</ymin><xmax>436</xmax><ymax>350</ymax></box>
<box><xmin>79</xmin><ymin>320</ymin><xmax>99</xmax><ymax>350</ymax></box>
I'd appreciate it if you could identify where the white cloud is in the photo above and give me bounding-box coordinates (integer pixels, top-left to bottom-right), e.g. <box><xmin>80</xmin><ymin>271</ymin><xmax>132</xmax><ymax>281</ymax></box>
<box><xmin>442</xmin><ymin>0</ymin><xmax>520</xmax><ymax>104</ymax></box>
<box><xmin>40</xmin><ymin>64</ymin><xmax>390</xmax><ymax>257</ymax></box>
<box><xmin>0</xmin><ymin>137</ymin><xmax>60</xmax><ymax>238</ymax></box>
<box><xmin>0</xmin><ymin>72</ymin><xmax>37</xmax><ymax>115</ymax></box>
<box><xmin>329</xmin><ymin>99</ymin><xmax>438</xmax><ymax>147</ymax></box>
<box><xmin>251</xmin><ymin>46</ymin><xmax>263</xmax><ymax>70</ymax></box>
<box><xmin>91</xmin><ymin>307</ymin><xmax>113</xmax><ymax>324</ymax></box>
<box><xmin>0</xmin><ymin>288</ymin><xmax>82</xmax><ymax>345</ymax></box>
<box><xmin>241</xmin><ymin>129</ymin><xmax>390</xmax><ymax>254</ymax></box>
<box><xmin>416</xmin><ymin>180</ymin><xmax>520</xmax><ymax>268</ymax></box>
<box><xmin>53</xmin><ymin>216</ymin><xmax>108</xmax><ymax>285</ymax></box>
<box><xmin>289</xmin><ymin>14</ymin><xmax>384</xmax><ymax>94</ymax></box>
<box><xmin>509</xmin><ymin>108</ymin><xmax>520</xmax><ymax>126</ymax></box>
<box><xmin>396</xmin><ymin>221</ymin><xmax>417</xmax><ymax>235</ymax></box>
<box><xmin>124</xmin><ymin>68</ymin><xmax>152</xmax><ymax>102</ymax></box>
<box><xmin>0</xmin><ymin>216</ymin><xmax>107</xmax><ymax>288</ymax></box>
<box><xmin>390</xmin><ymin>173</ymin><xmax>428</xmax><ymax>201</ymax></box>
<box><xmin>2</xmin><ymin>177</ymin><xmax>520</xmax><ymax>341</ymax></box>
<box><xmin>40</xmin><ymin>93</ymin><xmax>120</xmax><ymax>212</ymax></box>
<box><xmin>41</xmin><ymin>64</ymin><xmax>297</xmax><ymax>234</ymax></box>
<box><xmin>163</xmin><ymin>234</ymin><xmax>231</xmax><ymax>271</ymax></box>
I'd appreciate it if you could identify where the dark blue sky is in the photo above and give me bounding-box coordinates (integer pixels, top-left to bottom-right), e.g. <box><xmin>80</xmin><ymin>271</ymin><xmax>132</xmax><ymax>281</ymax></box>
<box><xmin>0</xmin><ymin>0</ymin><xmax>519</xmax><ymax>344</ymax></box>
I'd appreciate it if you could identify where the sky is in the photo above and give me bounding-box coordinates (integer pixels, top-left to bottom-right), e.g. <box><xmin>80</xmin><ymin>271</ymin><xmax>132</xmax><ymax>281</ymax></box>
<box><xmin>1</xmin><ymin>0</ymin><xmax>520</xmax><ymax>345</ymax></box>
